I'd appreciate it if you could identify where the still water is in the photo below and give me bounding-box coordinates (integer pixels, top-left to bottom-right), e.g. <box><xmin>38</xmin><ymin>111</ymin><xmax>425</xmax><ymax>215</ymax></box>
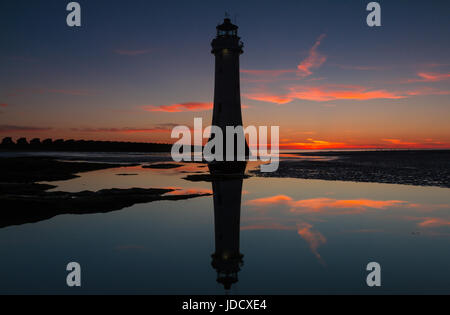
<box><xmin>0</xmin><ymin>158</ymin><xmax>449</xmax><ymax>294</ymax></box>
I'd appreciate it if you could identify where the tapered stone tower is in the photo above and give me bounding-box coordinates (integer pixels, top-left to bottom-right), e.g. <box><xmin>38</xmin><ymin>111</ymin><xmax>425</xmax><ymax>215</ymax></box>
<box><xmin>210</xmin><ymin>18</ymin><xmax>249</xmax><ymax>159</ymax></box>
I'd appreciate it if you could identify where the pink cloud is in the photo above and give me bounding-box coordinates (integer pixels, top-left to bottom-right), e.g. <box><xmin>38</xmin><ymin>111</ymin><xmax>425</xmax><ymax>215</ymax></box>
<box><xmin>246</xmin><ymin>195</ymin><xmax>294</xmax><ymax>206</ymax></box>
<box><xmin>243</xmin><ymin>93</ymin><xmax>294</xmax><ymax>105</ymax></box>
<box><xmin>297</xmin><ymin>34</ymin><xmax>327</xmax><ymax>77</ymax></box>
<box><xmin>403</xmin><ymin>87</ymin><xmax>450</xmax><ymax>96</ymax></box>
<box><xmin>287</xmin><ymin>85</ymin><xmax>404</xmax><ymax>102</ymax></box>
<box><xmin>143</xmin><ymin>102</ymin><xmax>213</xmax><ymax>113</ymax></box>
<box><xmin>408</xmin><ymin>72</ymin><xmax>450</xmax><ymax>83</ymax></box>
<box><xmin>245</xmin><ymin>84</ymin><xmax>405</xmax><ymax>104</ymax></box>
<box><xmin>417</xmin><ymin>218</ymin><xmax>450</xmax><ymax>228</ymax></box>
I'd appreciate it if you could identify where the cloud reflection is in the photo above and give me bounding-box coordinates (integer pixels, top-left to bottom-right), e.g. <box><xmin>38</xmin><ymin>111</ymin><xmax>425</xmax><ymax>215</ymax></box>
<box><xmin>243</xmin><ymin>194</ymin><xmax>448</xmax><ymax>263</ymax></box>
<box><xmin>297</xmin><ymin>222</ymin><xmax>327</xmax><ymax>263</ymax></box>
<box><xmin>246</xmin><ymin>195</ymin><xmax>415</xmax><ymax>214</ymax></box>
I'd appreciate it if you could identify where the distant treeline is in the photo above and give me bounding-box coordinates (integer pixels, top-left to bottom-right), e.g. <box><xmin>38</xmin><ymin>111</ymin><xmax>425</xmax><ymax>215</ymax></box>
<box><xmin>0</xmin><ymin>137</ymin><xmax>173</xmax><ymax>152</ymax></box>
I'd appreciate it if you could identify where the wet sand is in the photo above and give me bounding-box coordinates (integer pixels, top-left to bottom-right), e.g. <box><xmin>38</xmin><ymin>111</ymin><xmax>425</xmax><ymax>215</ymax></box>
<box><xmin>252</xmin><ymin>150</ymin><xmax>450</xmax><ymax>188</ymax></box>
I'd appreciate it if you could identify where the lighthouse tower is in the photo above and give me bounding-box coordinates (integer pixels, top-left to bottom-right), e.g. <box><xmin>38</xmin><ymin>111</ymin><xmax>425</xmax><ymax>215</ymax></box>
<box><xmin>210</xmin><ymin>18</ymin><xmax>249</xmax><ymax>159</ymax></box>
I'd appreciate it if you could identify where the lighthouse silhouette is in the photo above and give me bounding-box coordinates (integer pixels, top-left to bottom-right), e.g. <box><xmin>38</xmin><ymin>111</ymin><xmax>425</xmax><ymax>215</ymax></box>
<box><xmin>210</xmin><ymin>17</ymin><xmax>249</xmax><ymax>160</ymax></box>
<box><xmin>208</xmin><ymin>17</ymin><xmax>249</xmax><ymax>290</ymax></box>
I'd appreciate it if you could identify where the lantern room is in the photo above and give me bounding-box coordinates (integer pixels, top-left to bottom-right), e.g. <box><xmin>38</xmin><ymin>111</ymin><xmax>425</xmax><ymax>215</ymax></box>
<box><xmin>216</xmin><ymin>18</ymin><xmax>238</xmax><ymax>37</ymax></box>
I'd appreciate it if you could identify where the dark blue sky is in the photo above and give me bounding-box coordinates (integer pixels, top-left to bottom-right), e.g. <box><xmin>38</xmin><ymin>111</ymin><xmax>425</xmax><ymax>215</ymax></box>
<box><xmin>1</xmin><ymin>0</ymin><xmax>449</xmax><ymax>148</ymax></box>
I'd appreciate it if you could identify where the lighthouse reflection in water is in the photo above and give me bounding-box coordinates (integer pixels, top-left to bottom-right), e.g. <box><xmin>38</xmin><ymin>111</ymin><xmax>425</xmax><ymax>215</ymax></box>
<box><xmin>209</xmin><ymin>161</ymin><xmax>247</xmax><ymax>290</ymax></box>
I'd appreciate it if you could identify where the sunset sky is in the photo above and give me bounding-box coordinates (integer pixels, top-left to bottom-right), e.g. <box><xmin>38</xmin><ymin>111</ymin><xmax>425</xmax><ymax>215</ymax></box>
<box><xmin>1</xmin><ymin>0</ymin><xmax>449</xmax><ymax>149</ymax></box>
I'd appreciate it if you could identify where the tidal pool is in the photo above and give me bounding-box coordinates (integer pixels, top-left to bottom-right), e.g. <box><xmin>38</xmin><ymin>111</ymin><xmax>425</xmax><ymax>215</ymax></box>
<box><xmin>0</xmin><ymin>161</ymin><xmax>449</xmax><ymax>294</ymax></box>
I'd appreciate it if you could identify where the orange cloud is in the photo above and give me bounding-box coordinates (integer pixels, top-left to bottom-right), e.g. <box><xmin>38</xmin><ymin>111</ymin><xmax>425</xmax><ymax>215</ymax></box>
<box><xmin>246</xmin><ymin>195</ymin><xmax>294</xmax><ymax>206</ymax></box>
<box><xmin>417</xmin><ymin>218</ymin><xmax>450</xmax><ymax>228</ymax></box>
<box><xmin>0</xmin><ymin>103</ymin><xmax>7</xmax><ymax>107</ymax></box>
<box><xmin>382</xmin><ymin>138</ymin><xmax>418</xmax><ymax>147</ymax></box>
<box><xmin>297</xmin><ymin>34</ymin><xmax>327</xmax><ymax>77</ymax></box>
<box><xmin>279</xmin><ymin>138</ymin><xmax>347</xmax><ymax>150</ymax></box>
<box><xmin>143</xmin><ymin>102</ymin><xmax>213</xmax><ymax>112</ymax></box>
<box><xmin>243</xmin><ymin>93</ymin><xmax>294</xmax><ymax>105</ymax></box>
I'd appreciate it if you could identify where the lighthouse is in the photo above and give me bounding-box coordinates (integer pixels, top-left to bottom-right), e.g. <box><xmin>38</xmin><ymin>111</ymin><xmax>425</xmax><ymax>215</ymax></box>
<box><xmin>210</xmin><ymin>18</ymin><xmax>249</xmax><ymax>160</ymax></box>
<box><xmin>208</xmin><ymin>18</ymin><xmax>249</xmax><ymax>289</ymax></box>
